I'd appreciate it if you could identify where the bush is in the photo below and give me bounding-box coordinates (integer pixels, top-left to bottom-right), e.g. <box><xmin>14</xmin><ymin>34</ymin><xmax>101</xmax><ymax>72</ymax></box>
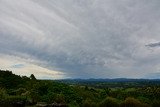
<box><xmin>68</xmin><ymin>101</ymin><xmax>80</xmax><ymax>107</ymax></box>
<box><xmin>55</xmin><ymin>94</ymin><xmax>66</xmax><ymax>104</ymax></box>
<box><xmin>5</xmin><ymin>95</ymin><xmax>26</xmax><ymax>102</ymax></box>
<box><xmin>120</xmin><ymin>97</ymin><xmax>149</xmax><ymax>107</ymax></box>
<box><xmin>82</xmin><ymin>99</ymin><xmax>97</xmax><ymax>107</ymax></box>
<box><xmin>0</xmin><ymin>95</ymin><xmax>26</xmax><ymax>107</ymax></box>
<box><xmin>99</xmin><ymin>97</ymin><xmax>119</xmax><ymax>107</ymax></box>
<box><xmin>152</xmin><ymin>100</ymin><xmax>160</xmax><ymax>107</ymax></box>
<box><xmin>82</xmin><ymin>99</ymin><xmax>92</xmax><ymax>107</ymax></box>
<box><xmin>0</xmin><ymin>88</ymin><xmax>7</xmax><ymax>99</ymax></box>
<box><xmin>137</xmin><ymin>96</ymin><xmax>150</xmax><ymax>104</ymax></box>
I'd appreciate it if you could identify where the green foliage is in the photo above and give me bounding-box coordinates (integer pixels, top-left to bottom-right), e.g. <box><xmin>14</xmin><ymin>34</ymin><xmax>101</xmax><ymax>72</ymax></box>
<box><xmin>7</xmin><ymin>88</ymin><xmax>27</xmax><ymax>96</ymax></box>
<box><xmin>29</xmin><ymin>88</ymin><xmax>40</xmax><ymax>102</ymax></box>
<box><xmin>0</xmin><ymin>70</ymin><xmax>25</xmax><ymax>89</ymax></box>
<box><xmin>68</xmin><ymin>101</ymin><xmax>80</xmax><ymax>107</ymax></box>
<box><xmin>99</xmin><ymin>97</ymin><xmax>119</xmax><ymax>107</ymax></box>
<box><xmin>30</xmin><ymin>74</ymin><xmax>36</xmax><ymax>80</ymax></box>
<box><xmin>100</xmin><ymin>88</ymin><xmax>110</xmax><ymax>99</ymax></box>
<box><xmin>82</xmin><ymin>98</ymin><xmax>97</xmax><ymax>107</ymax></box>
<box><xmin>55</xmin><ymin>93</ymin><xmax>66</xmax><ymax>104</ymax></box>
<box><xmin>151</xmin><ymin>100</ymin><xmax>160</xmax><ymax>107</ymax></box>
<box><xmin>0</xmin><ymin>88</ymin><xmax>7</xmax><ymax>99</ymax></box>
<box><xmin>137</xmin><ymin>96</ymin><xmax>150</xmax><ymax>104</ymax></box>
<box><xmin>4</xmin><ymin>95</ymin><xmax>26</xmax><ymax>102</ymax></box>
<box><xmin>43</xmin><ymin>91</ymin><xmax>56</xmax><ymax>103</ymax></box>
<box><xmin>120</xmin><ymin>97</ymin><xmax>149</xmax><ymax>107</ymax></box>
<box><xmin>0</xmin><ymin>70</ymin><xmax>160</xmax><ymax>107</ymax></box>
<box><xmin>0</xmin><ymin>95</ymin><xmax>26</xmax><ymax>107</ymax></box>
<box><xmin>82</xmin><ymin>99</ymin><xmax>92</xmax><ymax>107</ymax></box>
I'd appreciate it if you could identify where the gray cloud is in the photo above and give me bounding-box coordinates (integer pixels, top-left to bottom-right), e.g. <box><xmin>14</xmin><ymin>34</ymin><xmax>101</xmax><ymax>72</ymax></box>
<box><xmin>146</xmin><ymin>42</ymin><xmax>160</xmax><ymax>47</ymax></box>
<box><xmin>0</xmin><ymin>0</ymin><xmax>160</xmax><ymax>78</ymax></box>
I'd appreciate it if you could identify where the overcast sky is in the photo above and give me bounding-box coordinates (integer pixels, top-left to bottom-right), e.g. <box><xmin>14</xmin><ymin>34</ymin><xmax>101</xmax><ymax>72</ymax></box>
<box><xmin>0</xmin><ymin>0</ymin><xmax>160</xmax><ymax>79</ymax></box>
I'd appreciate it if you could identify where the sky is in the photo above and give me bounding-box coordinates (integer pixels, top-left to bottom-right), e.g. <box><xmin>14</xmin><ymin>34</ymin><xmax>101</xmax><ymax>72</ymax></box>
<box><xmin>0</xmin><ymin>0</ymin><xmax>160</xmax><ymax>79</ymax></box>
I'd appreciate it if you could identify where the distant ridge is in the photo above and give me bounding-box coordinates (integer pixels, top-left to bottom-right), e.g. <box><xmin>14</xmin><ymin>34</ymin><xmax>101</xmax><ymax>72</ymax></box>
<box><xmin>58</xmin><ymin>78</ymin><xmax>160</xmax><ymax>82</ymax></box>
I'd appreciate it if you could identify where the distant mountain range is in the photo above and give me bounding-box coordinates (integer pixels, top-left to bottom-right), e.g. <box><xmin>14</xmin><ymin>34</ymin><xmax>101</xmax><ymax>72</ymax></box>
<box><xmin>57</xmin><ymin>78</ymin><xmax>160</xmax><ymax>83</ymax></box>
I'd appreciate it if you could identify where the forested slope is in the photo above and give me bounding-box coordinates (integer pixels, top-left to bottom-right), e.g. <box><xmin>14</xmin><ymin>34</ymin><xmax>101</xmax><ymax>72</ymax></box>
<box><xmin>0</xmin><ymin>70</ymin><xmax>160</xmax><ymax>107</ymax></box>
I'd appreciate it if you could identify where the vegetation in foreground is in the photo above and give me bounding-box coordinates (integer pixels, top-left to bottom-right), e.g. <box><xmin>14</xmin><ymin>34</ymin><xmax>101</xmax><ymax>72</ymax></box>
<box><xmin>0</xmin><ymin>70</ymin><xmax>160</xmax><ymax>107</ymax></box>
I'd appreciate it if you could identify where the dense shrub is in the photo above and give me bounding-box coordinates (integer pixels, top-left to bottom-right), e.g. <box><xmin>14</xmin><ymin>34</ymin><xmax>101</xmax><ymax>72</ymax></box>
<box><xmin>0</xmin><ymin>96</ymin><xmax>26</xmax><ymax>107</ymax></box>
<box><xmin>120</xmin><ymin>97</ymin><xmax>149</xmax><ymax>107</ymax></box>
<box><xmin>82</xmin><ymin>99</ymin><xmax>97</xmax><ymax>107</ymax></box>
<box><xmin>137</xmin><ymin>96</ymin><xmax>150</xmax><ymax>104</ymax></box>
<box><xmin>0</xmin><ymin>88</ymin><xmax>7</xmax><ymax>99</ymax></box>
<box><xmin>99</xmin><ymin>97</ymin><xmax>119</xmax><ymax>107</ymax></box>
<box><xmin>55</xmin><ymin>94</ymin><xmax>66</xmax><ymax>104</ymax></box>
<box><xmin>151</xmin><ymin>100</ymin><xmax>160</xmax><ymax>107</ymax></box>
<box><xmin>82</xmin><ymin>99</ymin><xmax>92</xmax><ymax>107</ymax></box>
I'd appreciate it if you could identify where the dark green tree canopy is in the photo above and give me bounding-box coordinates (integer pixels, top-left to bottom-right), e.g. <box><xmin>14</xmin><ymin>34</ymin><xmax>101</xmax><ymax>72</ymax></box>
<box><xmin>30</xmin><ymin>74</ymin><xmax>36</xmax><ymax>80</ymax></box>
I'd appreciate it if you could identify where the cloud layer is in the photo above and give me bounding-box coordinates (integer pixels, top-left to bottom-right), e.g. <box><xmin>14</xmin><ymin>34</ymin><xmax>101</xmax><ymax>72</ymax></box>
<box><xmin>0</xmin><ymin>0</ymin><xmax>160</xmax><ymax>79</ymax></box>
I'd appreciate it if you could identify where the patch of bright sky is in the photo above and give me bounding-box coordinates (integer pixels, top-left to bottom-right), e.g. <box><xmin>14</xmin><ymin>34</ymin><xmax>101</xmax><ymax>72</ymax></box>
<box><xmin>0</xmin><ymin>54</ymin><xmax>66</xmax><ymax>79</ymax></box>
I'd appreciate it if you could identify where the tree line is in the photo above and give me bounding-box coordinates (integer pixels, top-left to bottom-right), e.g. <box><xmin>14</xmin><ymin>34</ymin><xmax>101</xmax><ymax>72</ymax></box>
<box><xmin>0</xmin><ymin>70</ymin><xmax>160</xmax><ymax>107</ymax></box>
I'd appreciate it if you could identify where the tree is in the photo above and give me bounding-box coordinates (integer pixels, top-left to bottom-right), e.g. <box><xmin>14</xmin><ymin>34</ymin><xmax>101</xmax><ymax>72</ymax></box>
<box><xmin>82</xmin><ymin>99</ymin><xmax>91</xmax><ymax>107</ymax></box>
<box><xmin>120</xmin><ymin>97</ymin><xmax>149</xmax><ymax>107</ymax></box>
<box><xmin>0</xmin><ymin>88</ymin><xmax>7</xmax><ymax>99</ymax></box>
<box><xmin>30</xmin><ymin>74</ymin><xmax>36</xmax><ymax>80</ymax></box>
<box><xmin>99</xmin><ymin>97</ymin><xmax>119</xmax><ymax>107</ymax></box>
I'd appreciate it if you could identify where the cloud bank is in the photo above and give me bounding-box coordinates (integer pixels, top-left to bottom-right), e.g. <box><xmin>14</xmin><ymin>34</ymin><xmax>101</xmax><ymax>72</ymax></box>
<box><xmin>0</xmin><ymin>0</ymin><xmax>160</xmax><ymax>79</ymax></box>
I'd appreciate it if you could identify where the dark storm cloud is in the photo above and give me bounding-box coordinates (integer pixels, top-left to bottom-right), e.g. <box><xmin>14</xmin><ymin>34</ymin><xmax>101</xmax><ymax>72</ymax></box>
<box><xmin>0</xmin><ymin>0</ymin><xmax>160</xmax><ymax>78</ymax></box>
<box><xmin>146</xmin><ymin>42</ymin><xmax>160</xmax><ymax>48</ymax></box>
